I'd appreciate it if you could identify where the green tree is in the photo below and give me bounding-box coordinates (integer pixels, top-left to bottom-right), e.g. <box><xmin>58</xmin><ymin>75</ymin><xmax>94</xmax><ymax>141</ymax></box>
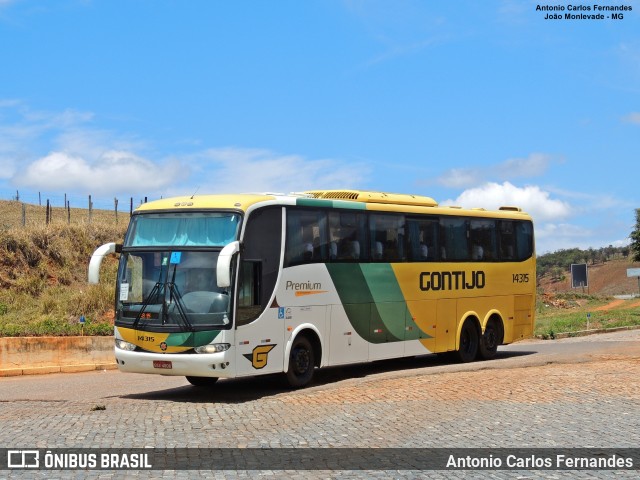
<box><xmin>631</xmin><ymin>209</ymin><xmax>640</xmax><ymax>262</ymax></box>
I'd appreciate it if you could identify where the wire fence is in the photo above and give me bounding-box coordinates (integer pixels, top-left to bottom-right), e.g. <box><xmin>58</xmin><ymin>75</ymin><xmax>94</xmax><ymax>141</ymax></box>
<box><xmin>1</xmin><ymin>190</ymin><xmax>155</xmax><ymax>229</ymax></box>
<box><xmin>6</xmin><ymin>190</ymin><xmax>153</xmax><ymax>211</ymax></box>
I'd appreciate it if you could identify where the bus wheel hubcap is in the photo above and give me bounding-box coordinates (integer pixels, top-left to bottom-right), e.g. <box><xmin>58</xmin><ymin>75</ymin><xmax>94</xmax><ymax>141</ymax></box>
<box><xmin>294</xmin><ymin>349</ymin><xmax>309</xmax><ymax>373</ymax></box>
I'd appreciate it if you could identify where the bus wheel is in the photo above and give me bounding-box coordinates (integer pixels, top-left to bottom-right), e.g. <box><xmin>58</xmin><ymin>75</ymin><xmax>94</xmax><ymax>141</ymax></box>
<box><xmin>456</xmin><ymin>319</ymin><xmax>479</xmax><ymax>363</ymax></box>
<box><xmin>286</xmin><ymin>336</ymin><xmax>315</xmax><ymax>388</ymax></box>
<box><xmin>185</xmin><ymin>376</ymin><xmax>219</xmax><ymax>387</ymax></box>
<box><xmin>478</xmin><ymin>319</ymin><xmax>501</xmax><ymax>360</ymax></box>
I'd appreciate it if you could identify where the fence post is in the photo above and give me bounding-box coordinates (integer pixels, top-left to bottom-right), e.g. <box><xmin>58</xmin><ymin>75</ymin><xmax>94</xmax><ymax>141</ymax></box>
<box><xmin>114</xmin><ymin>197</ymin><xmax>118</xmax><ymax>225</ymax></box>
<box><xmin>21</xmin><ymin>203</ymin><xmax>26</xmax><ymax>227</ymax></box>
<box><xmin>46</xmin><ymin>199</ymin><xmax>50</xmax><ymax>225</ymax></box>
<box><xmin>130</xmin><ymin>197</ymin><xmax>133</xmax><ymax>216</ymax></box>
<box><xmin>88</xmin><ymin>195</ymin><xmax>93</xmax><ymax>224</ymax></box>
<box><xmin>67</xmin><ymin>200</ymin><xmax>71</xmax><ymax>224</ymax></box>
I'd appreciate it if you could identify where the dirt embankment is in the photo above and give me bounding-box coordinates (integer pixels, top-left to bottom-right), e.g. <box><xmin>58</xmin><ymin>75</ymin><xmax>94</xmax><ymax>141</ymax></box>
<box><xmin>539</xmin><ymin>258</ymin><xmax>640</xmax><ymax>296</ymax></box>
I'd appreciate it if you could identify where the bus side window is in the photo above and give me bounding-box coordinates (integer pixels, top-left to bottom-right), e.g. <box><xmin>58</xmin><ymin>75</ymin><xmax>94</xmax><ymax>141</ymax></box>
<box><xmin>499</xmin><ymin>221</ymin><xmax>516</xmax><ymax>260</ymax></box>
<box><xmin>515</xmin><ymin>221</ymin><xmax>534</xmax><ymax>260</ymax></box>
<box><xmin>440</xmin><ymin>217</ymin><xmax>469</xmax><ymax>261</ymax></box>
<box><xmin>237</xmin><ymin>260</ymin><xmax>262</xmax><ymax>327</ymax></box>
<box><xmin>369</xmin><ymin>214</ymin><xmax>405</xmax><ymax>262</ymax></box>
<box><xmin>407</xmin><ymin>218</ymin><xmax>438</xmax><ymax>261</ymax></box>
<box><xmin>469</xmin><ymin>219</ymin><xmax>496</xmax><ymax>261</ymax></box>
<box><xmin>239</xmin><ymin>207</ymin><xmax>282</xmax><ymax>325</ymax></box>
<box><xmin>285</xmin><ymin>209</ymin><xmax>328</xmax><ymax>266</ymax></box>
<box><xmin>328</xmin><ymin>211</ymin><xmax>368</xmax><ymax>262</ymax></box>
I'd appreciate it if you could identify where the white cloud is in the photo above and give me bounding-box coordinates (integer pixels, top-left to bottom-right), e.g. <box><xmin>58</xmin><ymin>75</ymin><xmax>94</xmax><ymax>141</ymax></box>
<box><xmin>0</xmin><ymin>156</ymin><xmax>17</xmax><ymax>179</ymax></box>
<box><xmin>1</xmin><ymin>101</ymin><xmax>368</xmax><ymax>199</ymax></box>
<box><xmin>187</xmin><ymin>148</ymin><xmax>369</xmax><ymax>195</ymax></box>
<box><xmin>0</xmin><ymin>0</ymin><xmax>17</xmax><ymax>8</ymax></box>
<box><xmin>437</xmin><ymin>167</ymin><xmax>478</xmax><ymax>189</ymax></box>
<box><xmin>436</xmin><ymin>153</ymin><xmax>553</xmax><ymax>188</ymax></box>
<box><xmin>0</xmin><ymin>101</ymin><xmax>182</xmax><ymax>196</ymax></box>
<box><xmin>499</xmin><ymin>153</ymin><xmax>552</xmax><ymax>178</ymax></box>
<box><xmin>534</xmin><ymin>223</ymin><xmax>592</xmax><ymax>254</ymax></box>
<box><xmin>0</xmin><ymin>103</ymin><xmax>98</xmax><ymax>180</ymax></box>
<box><xmin>622</xmin><ymin>112</ymin><xmax>640</xmax><ymax>124</ymax></box>
<box><xmin>438</xmin><ymin>182</ymin><xmax>633</xmax><ymax>254</ymax></box>
<box><xmin>22</xmin><ymin>108</ymin><xmax>94</xmax><ymax>129</ymax></box>
<box><xmin>534</xmin><ymin>222</ymin><xmax>633</xmax><ymax>254</ymax></box>
<box><xmin>442</xmin><ymin>181</ymin><xmax>572</xmax><ymax>222</ymax></box>
<box><xmin>0</xmin><ymin>98</ymin><xmax>21</xmax><ymax>108</ymax></box>
<box><xmin>17</xmin><ymin>150</ymin><xmax>185</xmax><ymax>196</ymax></box>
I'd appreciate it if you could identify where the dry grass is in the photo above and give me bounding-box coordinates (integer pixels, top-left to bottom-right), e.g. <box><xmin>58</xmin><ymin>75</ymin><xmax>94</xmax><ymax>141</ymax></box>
<box><xmin>0</xmin><ymin>199</ymin><xmax>126</xmax><ymax>229</ymax></box>
<box><xmin>0</xmin><ymin>201</ymin><xmax>127</xmax><ymax>336</ymax></box>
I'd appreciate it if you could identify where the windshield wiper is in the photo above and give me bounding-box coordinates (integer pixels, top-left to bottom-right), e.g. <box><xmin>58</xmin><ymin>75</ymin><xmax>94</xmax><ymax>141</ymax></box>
<box><xmin>129</xmin><ymin>253</ymin><xmax>196</xmax><ymax>331</ymax></box>
<box><xmin>162</xmin><ymin>264</ymin><xmax>194</xmax><ymax>332</ymax></box>
<box><xmin>132</xmin><ymin>259</ymin><xmax>166</xmax><ymax>330</ymax></box>
<box><xmin>132</xmin><ymin>281</ymin><xmax>162</xmax><ymax>330</ymax></box>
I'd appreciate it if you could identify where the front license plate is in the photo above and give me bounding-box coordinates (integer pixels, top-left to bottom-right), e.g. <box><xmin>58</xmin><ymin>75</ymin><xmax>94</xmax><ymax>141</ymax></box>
<box><xmin>153</xmin><ymin>360</ymin><xmax>172</xmax><ymax>369</ymax></box>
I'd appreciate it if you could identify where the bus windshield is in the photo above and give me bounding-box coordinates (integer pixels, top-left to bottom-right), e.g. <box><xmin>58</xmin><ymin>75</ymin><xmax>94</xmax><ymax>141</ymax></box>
<box><xmin>125</xmin><ymin>212</ymin><xmax>241</xmax><ymax>247</ymax></box>
<box><xmin>117</xmin><ymin>250</ymin><xmax>231</xmax><ymax>330</ymax></box>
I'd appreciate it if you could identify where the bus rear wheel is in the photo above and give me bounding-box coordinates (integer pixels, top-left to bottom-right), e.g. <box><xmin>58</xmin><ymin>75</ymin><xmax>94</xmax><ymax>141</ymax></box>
<box><xmin>286</xmin><ymin>336</ymin><xmax>315</xmax><ymax>388</ymax></box>
<box><xmin>478</xmin><ymin>319</ymin><xmax>502</xmax><ymax>360</ymax></box>
<box><xmin>456</xmin><ymin>319</ymin><xmax>479</xmax><ymax>363</ymax></box>
<box><xmin>185</xmin><ymin>376</ymin><xmax>219</xmax><ymax>387</ymax></box>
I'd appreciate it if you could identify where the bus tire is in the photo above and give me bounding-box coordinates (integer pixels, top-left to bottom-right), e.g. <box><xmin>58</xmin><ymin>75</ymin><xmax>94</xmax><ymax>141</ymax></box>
<box><xmin>185</xmin><ymin>376</ymin><xmax>219</xmax><ymax>387</ymax></box>
<box><xmin>286</xmin><ymin>336</ymin><xmax>315</xmax><ymax>388</ymax></box>
<box><xmin>456</xmin><ymin>319</ymin><xmax>479</xmax><ymax>363</ymax></box>
<box><xmin>478</xmin><ymin>318</ymin><xmax>501</xmax><ymax>360</ymax></box>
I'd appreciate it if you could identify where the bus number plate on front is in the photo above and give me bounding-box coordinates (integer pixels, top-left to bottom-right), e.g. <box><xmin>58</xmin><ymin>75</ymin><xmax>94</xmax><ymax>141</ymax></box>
<box><xmin>153</xmin><ymin>360</ymin><xmax>172</xmax><ymax>369</ymax></box>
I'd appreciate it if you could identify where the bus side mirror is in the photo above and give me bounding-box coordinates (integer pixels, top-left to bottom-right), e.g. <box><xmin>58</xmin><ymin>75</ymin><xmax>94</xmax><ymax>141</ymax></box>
<box><xmin>88</xmin><ymin>243</ymin><xmax>120</xmax><ymax>284</ymax></box>
<box><xmin>217</xmin><ymin>241</ymin><xmax>240</xmax><ymax>288</ymax></box>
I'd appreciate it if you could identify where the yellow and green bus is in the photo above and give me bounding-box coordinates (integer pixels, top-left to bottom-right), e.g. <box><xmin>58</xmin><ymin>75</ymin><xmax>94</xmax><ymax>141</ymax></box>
<box><xmin>89</xmin><ymin>190</ymin><xmax>535</xmax><ymax>388</ymax></box>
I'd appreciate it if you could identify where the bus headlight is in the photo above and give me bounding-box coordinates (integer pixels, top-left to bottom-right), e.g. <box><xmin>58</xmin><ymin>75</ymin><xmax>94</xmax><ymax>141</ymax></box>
<box><xmin>115</xmin><ymin>339</ymin><xmax>137</xmax><ymax>351</ymax></box>
<box><xmin>195</xmin><ymin>343</ymin><xmax>230</xmax><ymax>354</ymax></box>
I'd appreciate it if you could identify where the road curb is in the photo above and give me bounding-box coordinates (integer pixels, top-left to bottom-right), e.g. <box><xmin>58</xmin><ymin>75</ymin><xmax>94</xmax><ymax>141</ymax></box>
<box><xmin>0</xmin><ymin>336</ymin><xmax>116</xmax><ymax>377</ymax></box>
<box><xmin>536</xmin><ymin>324</ymin><xmax>640</xmax><ymax>340</ymax></box>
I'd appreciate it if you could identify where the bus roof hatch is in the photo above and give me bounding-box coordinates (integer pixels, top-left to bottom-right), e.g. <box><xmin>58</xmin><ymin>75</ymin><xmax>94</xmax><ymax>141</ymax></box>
<box><xmin>304</xmin><ymin>190</ymin><xmax>438</xmax><ymax>207</ymax></box>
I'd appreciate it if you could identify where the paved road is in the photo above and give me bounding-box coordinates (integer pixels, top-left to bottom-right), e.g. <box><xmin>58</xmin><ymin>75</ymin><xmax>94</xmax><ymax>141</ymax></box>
<box><xmin>1</xmin><ymin>330</ymin><xmax>639</xmax><ymax>478</ymax></box>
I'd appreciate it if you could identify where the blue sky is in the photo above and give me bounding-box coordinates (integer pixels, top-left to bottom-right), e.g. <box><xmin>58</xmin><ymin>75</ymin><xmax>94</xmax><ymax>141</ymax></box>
<box><xmin>1</xmin><ymin>0</ymin><xmax>638</xmax><ymax>254</ymax></box>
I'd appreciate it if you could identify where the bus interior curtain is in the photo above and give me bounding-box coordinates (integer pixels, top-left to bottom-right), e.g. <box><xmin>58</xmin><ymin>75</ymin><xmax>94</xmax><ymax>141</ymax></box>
<box><xmin>132</xmin><ymin>216</ymin><xmax>238</xmax><ymax>247</ymax></box>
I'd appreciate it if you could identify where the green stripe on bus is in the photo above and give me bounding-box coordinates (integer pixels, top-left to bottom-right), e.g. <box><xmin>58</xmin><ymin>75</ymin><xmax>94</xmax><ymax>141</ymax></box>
<box><xmin>165</xmin><ymin>330</ymin><xmax>221</xmax><ymax>347</ymax></box>
<box><xmin>327</xmin><ymin>263</ymin><xmax>407</xmax><ymax>343</ymax></box>
<box><xmin>326</xmin><ymin>264</ymin><xmax>373</xmax><ymax>341</ymax></box>
<box><xmin>360</xmin><ymin>264</ymin><xmax>410</xmax><ymax>341</ymax></box>
<box><xmin>296</xmin><ymin>198</ymin><xmax>366</xmax><ymax>210</ymax></box>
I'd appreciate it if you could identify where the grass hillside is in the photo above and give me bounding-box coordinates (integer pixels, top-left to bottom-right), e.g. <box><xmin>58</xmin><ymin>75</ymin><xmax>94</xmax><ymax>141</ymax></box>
<box><xmin>0</xmin><ymin>200</ymin><xmax>126</xmax><ymax>336</ymax></box>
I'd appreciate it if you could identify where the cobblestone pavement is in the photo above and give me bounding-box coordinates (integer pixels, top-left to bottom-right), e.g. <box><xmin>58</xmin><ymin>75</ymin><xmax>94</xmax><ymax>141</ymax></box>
<box><xmin>1</xmin><ymin>330</ymin><xmax>639</xmax><ymax>479</ymax></box>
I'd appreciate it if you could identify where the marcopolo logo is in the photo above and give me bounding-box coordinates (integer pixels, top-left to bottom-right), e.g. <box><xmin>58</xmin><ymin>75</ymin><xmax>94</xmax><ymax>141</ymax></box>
<box><xmin>419</xmin><ymin>270</ymin><xmax>486</xmax><ymax>292</ymax></box>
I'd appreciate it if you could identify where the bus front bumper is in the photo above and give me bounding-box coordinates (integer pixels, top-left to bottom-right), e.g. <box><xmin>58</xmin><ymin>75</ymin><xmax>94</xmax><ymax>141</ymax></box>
<box><xmin>114</xmin><ymin>347</ymin><xmax>236</xmax><ymax>378</ymax></box>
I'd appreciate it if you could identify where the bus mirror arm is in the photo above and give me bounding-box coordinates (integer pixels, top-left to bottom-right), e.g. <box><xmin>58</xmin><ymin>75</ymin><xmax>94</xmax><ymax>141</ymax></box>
<box><xmin>88</xmin><ymin>242</ymin><xmax>120</xmax><ymax>284</ymax></box>
<box><xmin>217</xmin><ymin>241</ymin><xmax>240</xmax><ymax>288</ymax></box>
